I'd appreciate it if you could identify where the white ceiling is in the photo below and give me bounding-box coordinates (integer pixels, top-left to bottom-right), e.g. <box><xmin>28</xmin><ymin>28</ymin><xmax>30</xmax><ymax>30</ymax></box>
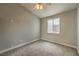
<box><xmin>21</xmin><ymin>3</ymin><xmax>78</xmax><ymax>18</ymax></box>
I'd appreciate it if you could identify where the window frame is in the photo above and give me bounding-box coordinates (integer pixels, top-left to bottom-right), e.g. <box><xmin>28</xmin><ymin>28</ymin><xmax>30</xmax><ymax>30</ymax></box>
<box><xmin>47</xmin><ymin>17</ymin><xmax>60</xmax><ymax>34</ymax></box>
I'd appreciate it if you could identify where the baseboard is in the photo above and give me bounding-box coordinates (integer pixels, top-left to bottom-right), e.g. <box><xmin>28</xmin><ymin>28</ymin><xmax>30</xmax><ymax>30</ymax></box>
<box><xmin>0</xmin><ymin>39</ymin><xmax>39</xmax><ymax>54</ymax></box>
<box><xmin>41</xmin><ymin>38</ymin><xmax>77</xmax><ymax>49</ymax></box>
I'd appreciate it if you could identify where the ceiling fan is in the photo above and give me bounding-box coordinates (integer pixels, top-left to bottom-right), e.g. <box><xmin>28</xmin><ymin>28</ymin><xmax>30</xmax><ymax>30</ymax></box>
<box><xmin>34</xmin><ymin>3</ymin><xmax>52</xmax><ymax>10</ymax></box>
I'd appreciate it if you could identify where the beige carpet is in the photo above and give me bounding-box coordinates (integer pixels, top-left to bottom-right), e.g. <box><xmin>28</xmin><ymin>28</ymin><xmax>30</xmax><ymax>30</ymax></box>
<box><xmin>0</xmin><ymin>40</ymin><xmax>78</xmax><ymax>56</ymax></box>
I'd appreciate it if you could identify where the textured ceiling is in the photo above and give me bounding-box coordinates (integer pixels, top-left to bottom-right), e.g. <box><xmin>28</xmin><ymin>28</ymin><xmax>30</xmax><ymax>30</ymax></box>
<box><xmin>20</xmin><ymin>3</ymin><xmax>78</xmax><ymax>18</ymax></box>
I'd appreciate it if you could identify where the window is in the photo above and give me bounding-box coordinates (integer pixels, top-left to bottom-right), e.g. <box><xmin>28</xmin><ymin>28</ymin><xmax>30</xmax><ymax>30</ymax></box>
<box><xmin>47</xmin><ymin>17</ymin><xmax>60</xmax><ymax>34</ymax></box>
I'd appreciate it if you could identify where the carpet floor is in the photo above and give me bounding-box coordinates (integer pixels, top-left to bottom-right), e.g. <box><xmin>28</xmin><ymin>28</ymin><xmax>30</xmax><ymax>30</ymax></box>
<box><xmin>0</xmin><ymin>40</ymin><xmax>78</xmax><ymax>56</ymax></box>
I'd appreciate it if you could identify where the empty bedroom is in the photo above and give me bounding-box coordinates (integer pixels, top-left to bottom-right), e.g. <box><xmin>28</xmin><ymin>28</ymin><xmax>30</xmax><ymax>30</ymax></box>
<box><xmin>0</xmin><ymin>3</ymin><xmax>79</xmax><ymax>56</ymax></box>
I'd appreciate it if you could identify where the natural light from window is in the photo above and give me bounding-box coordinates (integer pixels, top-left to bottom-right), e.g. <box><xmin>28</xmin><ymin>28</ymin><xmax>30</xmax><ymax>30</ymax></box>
<box><xmin>47</xmin><ymin>17</ymin><xmax>60</xmax><ymax>34</ymax></box>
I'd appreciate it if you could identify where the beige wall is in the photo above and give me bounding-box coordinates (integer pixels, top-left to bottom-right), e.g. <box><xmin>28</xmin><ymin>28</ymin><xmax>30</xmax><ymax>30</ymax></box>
<box><xmin>0</xmin><ymin>4</ymin><xmax>40</xmax><ymax>50</ymax></box>
<box><xmin>41</xmin><ymin>9</ymin><xmax>77</xmax><ymax>48</ymax></box>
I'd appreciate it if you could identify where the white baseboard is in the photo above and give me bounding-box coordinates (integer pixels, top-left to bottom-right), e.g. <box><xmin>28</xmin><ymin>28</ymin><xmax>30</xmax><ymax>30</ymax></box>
<box><xmin>0</xmin><ymin>39</ymin><xmax>39</xmax><ymax>54</ymax></box>
<box><xmin>41</xmin><ymin>38</ymin><xmax>77</xmax><ymax>49</ymax></box>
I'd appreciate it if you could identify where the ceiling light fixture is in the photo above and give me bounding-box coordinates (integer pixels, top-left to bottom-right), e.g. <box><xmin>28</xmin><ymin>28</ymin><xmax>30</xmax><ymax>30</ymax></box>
<box><xmin>34</xmin><ymin>3</ymin><xmax>44</xmax><ymax>10</ymax></box>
